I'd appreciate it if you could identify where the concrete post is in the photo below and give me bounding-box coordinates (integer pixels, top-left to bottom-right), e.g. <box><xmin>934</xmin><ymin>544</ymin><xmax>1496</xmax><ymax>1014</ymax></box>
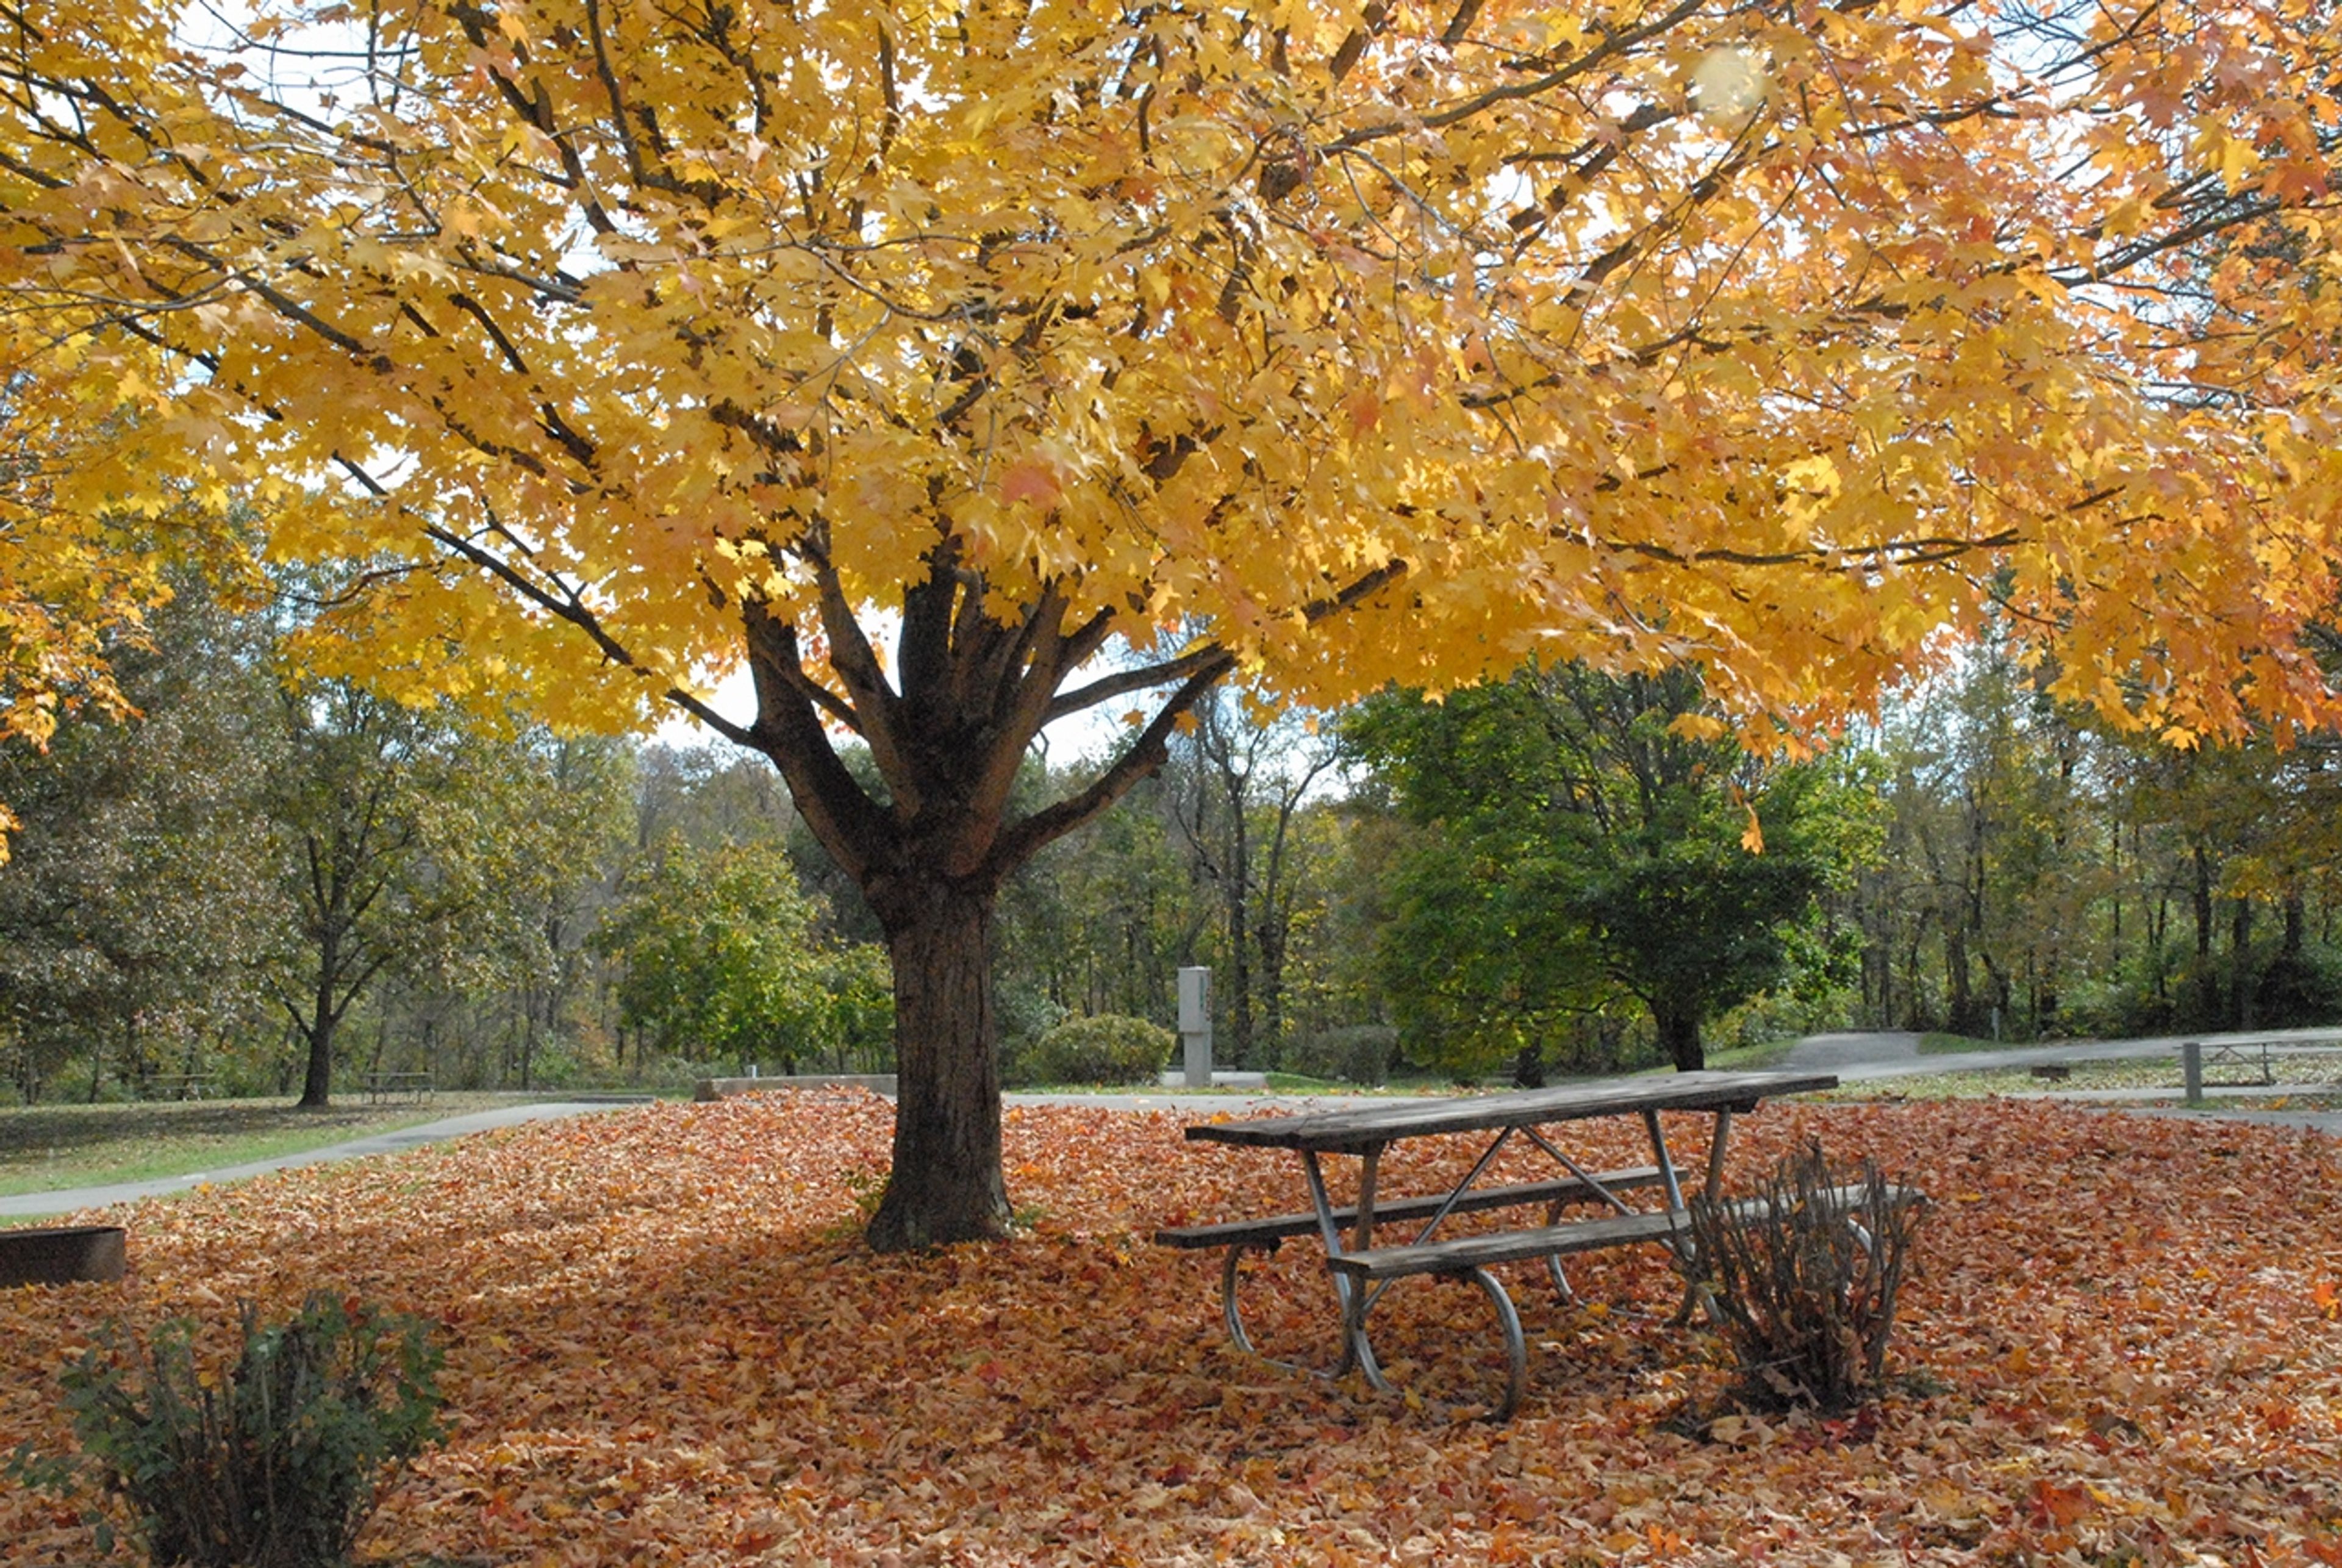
<box><xmin>1178</xmin><ymin>967</ymin><xmax>1212</xmax><ymax>1089</ymax></box>
<box><xmin>2182</xmin><ymin>1040</ymin><xmax>2204</xmax><ymax>1106</ymax></box>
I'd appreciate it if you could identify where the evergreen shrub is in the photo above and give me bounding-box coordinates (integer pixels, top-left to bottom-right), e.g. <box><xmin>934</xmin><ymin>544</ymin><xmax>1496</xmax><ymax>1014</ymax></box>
<box><xmin>1283</xmin><ymin>1024</ymin><xmax>1398</xmax><ymax>1085</ymax></box>
<box><xmin>1026</xmin><ymin>1014</ymin><xmax>1176</xmax><ymax>1086</ymax></box>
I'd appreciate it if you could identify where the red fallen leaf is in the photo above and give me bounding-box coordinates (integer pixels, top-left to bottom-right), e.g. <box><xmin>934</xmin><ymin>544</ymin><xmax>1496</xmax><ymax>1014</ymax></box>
<box><xmin>2029</xmin><ymin>1479</ymin><xmax>2093</xmax><ymax>1529</ymax></box>
<box><xmin>731</xmin><ymin>1516</ymin><xmax>784</xmax><ymax>1553</ymax></box>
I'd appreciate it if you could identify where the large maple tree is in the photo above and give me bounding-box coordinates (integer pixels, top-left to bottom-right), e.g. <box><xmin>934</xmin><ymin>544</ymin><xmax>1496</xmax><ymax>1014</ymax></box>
<box><xmin>4</xmin><ymin>0</ymin><xmax>2338</xmax><ymax>1246</ymax></box>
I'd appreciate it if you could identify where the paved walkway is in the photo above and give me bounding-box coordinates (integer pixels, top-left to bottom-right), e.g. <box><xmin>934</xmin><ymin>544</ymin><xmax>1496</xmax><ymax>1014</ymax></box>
<box><xmin>13</xmin><ymin>1031</ymin><xmax>2342</xmax><ymax>1219</ymax></box>
<box><xmin>1784</xmin><ymin>1028</ymin><xmax>2342</xmax><ymax>1137</ymax></box>
<box><xmin>1</xmin><ymin>1100</ymin><xmax>652</xmax><ymax>1220</ymax></box>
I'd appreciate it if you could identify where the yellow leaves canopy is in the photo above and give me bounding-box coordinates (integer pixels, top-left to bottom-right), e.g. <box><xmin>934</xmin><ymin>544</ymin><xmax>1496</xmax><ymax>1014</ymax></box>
<box><xmin>0</xmin><ymin>310</ymin><xmax>254</xmax><ymax>854</ymax></box>
<box><xmin>4</xmin><ymin>0</ymin><xmax>2338</xmax><ymax>741</ymax></box>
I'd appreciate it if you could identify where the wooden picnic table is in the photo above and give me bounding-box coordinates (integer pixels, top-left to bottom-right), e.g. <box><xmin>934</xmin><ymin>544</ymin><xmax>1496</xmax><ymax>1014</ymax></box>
<box><xmin>1162</xmin><ymin>1068</ymin><xmax>1841</xmax><ymax>1419</ymax></box>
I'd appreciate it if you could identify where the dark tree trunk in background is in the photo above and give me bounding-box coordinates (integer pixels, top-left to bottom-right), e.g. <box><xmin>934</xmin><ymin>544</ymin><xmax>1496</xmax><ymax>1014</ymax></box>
<box><xmin>1946</xmin><ymin>923</ymin><xmax>1977</xmax><ymax>1036</ymax></box>
<box><xmin>2193</xmin><ymin>845</ymin><xmax>2218</xmax><ymax>1025</ymax></box>
<box><xmin>1654</xmin><ymin>1003</ymin><xmax>1703</xmax><ymax>1072</ymax></box>
<box><xmin>2230</xmin><ymin>897</ymin><xmax>2255</xmax><ymax>1029</ymax></box>
<box><xmin>298</xmin><ymin>966</ymin><xmax>338</xmax><ymax>1109</ymax></box>
<box><xmin>291</xmin><ymin>918</ymin><xmax>368</xmax><ymax>1109</ymax></box>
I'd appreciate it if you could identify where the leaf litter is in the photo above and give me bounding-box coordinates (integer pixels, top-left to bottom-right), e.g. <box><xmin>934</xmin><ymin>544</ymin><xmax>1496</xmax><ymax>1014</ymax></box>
<box><xmin>4</xmin><ymin>1092</ymin><xmax>2341</xmax><ymax>1566</ymax></box>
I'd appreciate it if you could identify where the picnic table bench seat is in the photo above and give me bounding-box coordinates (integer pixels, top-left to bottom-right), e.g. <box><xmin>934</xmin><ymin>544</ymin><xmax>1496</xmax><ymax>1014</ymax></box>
<box><xmin>1153</xmin><ymin>1164</ymin><xmax>1667</xmax><ymax>1252</ymax></box>
<box><xmin>1325</xmin><ymin>1181</ymin><xmax>1925</xmax><ymax>1282</ymax></box>
<box><xmin>1159</xmin><ymin>1165</ymin><xmax>1669</xmax><ymax>1395</ymax></box>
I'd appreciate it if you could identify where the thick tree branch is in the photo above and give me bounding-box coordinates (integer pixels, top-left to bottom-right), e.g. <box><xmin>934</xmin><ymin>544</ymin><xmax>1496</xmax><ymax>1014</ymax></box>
<box><xmin>965</xmin><ymin>584</ymin><xmax>1075</xmax><ymax>829</ymax></box>
<box><xmin>1045</xmin><ymin>643</ymin><xmax>1236</xmax><ymax>723</ymax></box>
<box><xmin>994</xmin><ymin>657</ymin><xmax>1236</xmax><ymax>871</ymax></box>
<box><xmin>800</xmin><ymin>524</ymin><xmax>917</xmax><ymax>803</ymax></box>
<box><xmin>741</xmin><ymin>602</ymin><xmax>890</xmax><ymax>882</ymax></box>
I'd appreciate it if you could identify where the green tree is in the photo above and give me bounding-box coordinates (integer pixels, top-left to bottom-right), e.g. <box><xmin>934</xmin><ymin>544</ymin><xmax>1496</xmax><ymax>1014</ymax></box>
<box><xmin>268</xmin><ymin>681</ymin><xmax>457</xmax><ymax>1107</ymax></box>
<box><xmin>0</xmin><ymin>582</ymin><xmax>284</xmax><ymax>1100</ymax></box>
<box><xmin>1858</xmin><ymin>645</ymin><xmax>2112</xmax><ymax>1039</ymax></box>
<box><xmin>364</xmin><ymin>730</ymin><xmax>637</xmax><ymax>1090</ymax></box>
<box><xmin>2093</xmin><ymin>727</ymin><xmax>2342</xmax><ymax>1034</ymax></box>
<box><xmin>991</xmin><ymin>766</ymin><xmax>1190</xmax><ymax>1060</ymax></box>
<box><xmin>1352</xmin><ymin>663</ymin><xmax>1875</xmax><ymax>1075</ymax></box>
<box><xmin>597</xmin><ymin>836</ymin><xmax>893</xmax><ymax>1074</ymax></box>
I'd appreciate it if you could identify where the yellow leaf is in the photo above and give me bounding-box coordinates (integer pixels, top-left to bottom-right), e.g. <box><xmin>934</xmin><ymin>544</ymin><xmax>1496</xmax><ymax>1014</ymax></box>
<box><xmin>1667</xmin><ymin>712</ymin><xmax>1727</xmax><ymax>742</ymax></box>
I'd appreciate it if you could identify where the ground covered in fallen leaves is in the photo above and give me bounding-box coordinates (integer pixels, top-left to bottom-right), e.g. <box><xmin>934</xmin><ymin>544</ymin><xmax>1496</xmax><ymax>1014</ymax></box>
<box><xmin>5</xmin><ymin>1092</ymin><xmax>2342</xmax><ymax>1566</ymax></box>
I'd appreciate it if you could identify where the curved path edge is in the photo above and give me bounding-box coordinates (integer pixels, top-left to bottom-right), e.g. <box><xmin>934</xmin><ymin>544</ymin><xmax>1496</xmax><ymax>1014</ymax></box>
<box><xmin>1</xmin><ymin>1100</ymin><xmax>653</xmax><ymax>1222</ymax></box>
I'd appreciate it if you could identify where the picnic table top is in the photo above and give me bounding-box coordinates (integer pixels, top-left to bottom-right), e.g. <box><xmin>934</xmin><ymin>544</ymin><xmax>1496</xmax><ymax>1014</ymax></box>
<box><xmin>1181</xmin><ymin>1069</ymin><xmax>1841</xmax><ymax>1153</ymax></box>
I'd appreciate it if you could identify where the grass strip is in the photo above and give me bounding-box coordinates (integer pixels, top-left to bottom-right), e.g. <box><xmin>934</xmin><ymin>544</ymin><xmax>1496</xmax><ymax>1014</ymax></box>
<box><xmin>0</xmin><ymin>1093</ymin><xmax>528</xmax><ymax>1198</ymax></box>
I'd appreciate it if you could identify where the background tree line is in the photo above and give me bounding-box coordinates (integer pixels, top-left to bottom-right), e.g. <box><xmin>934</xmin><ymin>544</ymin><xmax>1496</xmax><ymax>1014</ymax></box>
<box><xmin>5</xmin><ymin>590</ymin><xmax>2340</xmax><ymax>1108</ymax></box>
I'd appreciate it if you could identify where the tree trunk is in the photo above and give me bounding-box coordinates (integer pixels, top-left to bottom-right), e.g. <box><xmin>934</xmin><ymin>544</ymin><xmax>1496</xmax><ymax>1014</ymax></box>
<box><xmin>1510</xmin><ymin>1041</ymin><xmax>1546</xmax><ymax>1087</ymax></box>
<box><xmin>297</xmin><ymin>931</ymin><xmax>340</xmax><ymax>1108</ymax></box>
<box><xmin>863</xmin><ymin>883</ymin><xmax>1011</xmax><ymax>1251</ymax></box>
<box><xmin>2229</xmin><ymin>897</ymin><xmax>2255</xmax><ymax>1029</ymax></box>
<box><xmin>1653</xmin><ymin>1003</ymin><xmax>1703</xmax><ymax>1072</ymax></box>
<box><xmin>1946</xmin><ymin>923</ymin><xmax>1975</xmax><ymax>1036</ymax></box>
<box><xmin>1256</xmin><ymin>910</ymin><xmax>1288</xmax><ymax>1065</ymax></box>
<box><xmin>2193</xmin><ymin>843</ymin><xmax>2218</xmax><ymax>1025</ymax></box>
<box><xmin>298</xmin><ymin>1013</ymin><xmax>337</xmax><ymax>1107</ymax></box>
<box><xmin>1227</xmin><ymin>882</ymin><xmax>1254</xmax><ymax>1066</ymax></box>
<box><xmin>726</xmin><ymin>551</ymin><xmax>1354</xmax><ymax>1252</ymax></box>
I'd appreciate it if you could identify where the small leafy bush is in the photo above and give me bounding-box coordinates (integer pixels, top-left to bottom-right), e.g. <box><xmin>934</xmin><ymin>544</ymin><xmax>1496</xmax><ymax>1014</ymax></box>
<box><xmin>29</xmin><ymin>1292</ymin><xmax>443</xmax><ymax>1568</ymax></box>
<box><xmin>1283</xmin><ymin>1025</ymin><xmax>1398</xmax><ymax>1086</ymax></box>
<box><xmin>1026</xmin><ymin>1014</ymin><xmax>1176</xmax><ymax>1086</ymax></box>
<box><xmin>1681</xmin><ymin>1143</ymin><xmax>1924</xmax><ymax>1413</ymax></box>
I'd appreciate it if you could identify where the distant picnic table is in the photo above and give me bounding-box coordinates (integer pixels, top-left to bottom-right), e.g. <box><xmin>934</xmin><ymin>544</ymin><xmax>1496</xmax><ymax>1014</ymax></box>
<box><xmin>1159</xmin><ymin>1069</ymin><xmax>1872</xmax><ymax>1419</ymax></box>
<box><xmin>360</xmin><ymin>1071</ymin><xmax>434</xmax><ymax>1105</ymax></box>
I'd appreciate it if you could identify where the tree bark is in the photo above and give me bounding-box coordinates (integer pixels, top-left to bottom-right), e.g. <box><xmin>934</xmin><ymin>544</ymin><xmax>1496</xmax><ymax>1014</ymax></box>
<box><xmin>863</xmin><ymin>882</ymin><xmax>1011</xmax><ymax>1250</ymax></box>
<box><xmin>298</xmin><ymin>1017</ymin><xmax>337</xmax><ymax>1107</ymax></box>
<box><xmin>1946</xmin><ymin>922</ymin><xmax>1975</xmax><ymax>1036</ymax></box>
